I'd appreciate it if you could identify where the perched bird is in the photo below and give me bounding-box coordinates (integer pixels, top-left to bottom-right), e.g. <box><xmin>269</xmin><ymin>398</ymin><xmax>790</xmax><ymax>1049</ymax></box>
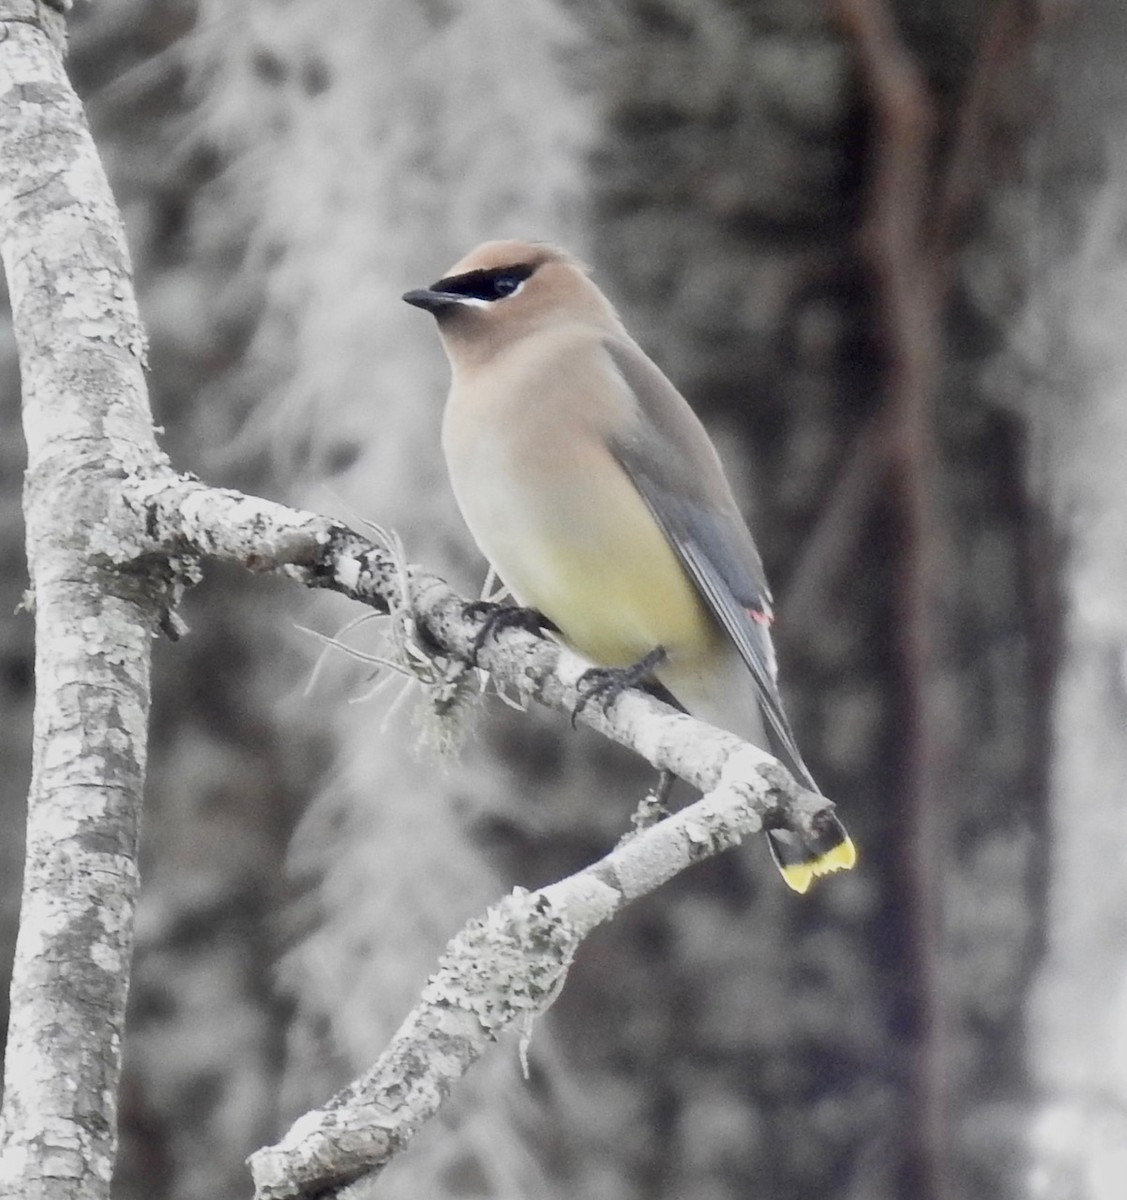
<box><xmin>403</xmin><ymin>240</ymin><xmax>855</xmax><ymax>892</ymax></box>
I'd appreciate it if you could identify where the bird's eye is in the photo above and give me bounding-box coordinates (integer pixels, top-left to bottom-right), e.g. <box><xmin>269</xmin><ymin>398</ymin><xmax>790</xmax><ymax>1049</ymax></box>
<box><xmin>489</xmin><ymin>274</ymin><xmax>522</xmax><ymax>298</ymax></box>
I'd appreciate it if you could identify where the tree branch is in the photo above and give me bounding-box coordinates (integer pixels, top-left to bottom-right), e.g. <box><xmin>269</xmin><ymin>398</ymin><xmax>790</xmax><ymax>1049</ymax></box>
<box><xmin>246</xmin><ymin>749</ymin><xmax>785</xmax><ymax>1200</ymax></box>
<box><xmin>121</xmin><ymin>474</ymin><xmax>833</xmax><ymax>812</ymax></box>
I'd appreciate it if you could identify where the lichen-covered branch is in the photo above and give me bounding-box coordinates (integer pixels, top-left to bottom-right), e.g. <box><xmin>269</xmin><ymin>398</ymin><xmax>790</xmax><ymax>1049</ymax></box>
<box><xmin>0</xmin><ymin>6</ymin><xmax>167</xmax><ymax>1200</ymax></box>
<box><xmin>247</xmin><ymin>744</ymin><xmax>794</xmax><ymax>1200</ymax></box>
<box><xmin>121</xmin><ymin>474</ymin><xmax>835</xmax><ymax>813</ymax></box>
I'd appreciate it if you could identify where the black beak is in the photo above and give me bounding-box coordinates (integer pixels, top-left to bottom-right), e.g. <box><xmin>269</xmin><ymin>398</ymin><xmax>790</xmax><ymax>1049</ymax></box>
<box><xmin>402</xmin><ymin>288</ymin><xmax>459</xmax><ymax>314</ymax></box>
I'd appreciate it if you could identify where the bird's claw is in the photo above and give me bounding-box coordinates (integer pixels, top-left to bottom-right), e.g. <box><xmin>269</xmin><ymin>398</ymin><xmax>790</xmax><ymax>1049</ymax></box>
<box><xmin>464</xmin><ymin>601</ymin><xmax>556</xmax><ymax>664</ymax></box>
<box><xmin>571</xmin><ymin>645</ymin><xmax>667</xmax><ymax>728</ymax></box>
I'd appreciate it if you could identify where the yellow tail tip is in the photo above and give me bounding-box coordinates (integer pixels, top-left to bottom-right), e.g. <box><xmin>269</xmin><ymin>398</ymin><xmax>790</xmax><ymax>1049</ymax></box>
<box><xmin>779</xmin><ymin>837</ymin><xmax>857</xmax><ymax>895</ymax></box>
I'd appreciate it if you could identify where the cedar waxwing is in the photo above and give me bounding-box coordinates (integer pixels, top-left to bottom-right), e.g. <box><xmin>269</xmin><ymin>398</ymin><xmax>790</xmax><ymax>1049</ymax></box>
<box><xmin>403</xmin><ymin>240</ymin><xmax>855</xmax><ymax>893</ymax></box>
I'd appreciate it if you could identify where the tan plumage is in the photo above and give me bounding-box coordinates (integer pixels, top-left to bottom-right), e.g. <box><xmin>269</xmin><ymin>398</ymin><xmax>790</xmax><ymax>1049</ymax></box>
<box><xmin>404</xmin><ymin>240</ymin><xmax>854</xmax><ymax>891</ymax></box>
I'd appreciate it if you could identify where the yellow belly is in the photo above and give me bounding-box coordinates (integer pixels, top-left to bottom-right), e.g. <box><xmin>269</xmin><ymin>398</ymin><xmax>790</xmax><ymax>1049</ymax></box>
<box><xmin>511</xmin><ymin>511</ymin><xmax>715</xmax><ymax>668</ymax></box>
<box><xmin>449</xmin><ymin>439</ymin><xmax>716</xmax><ymax>668</ymax></box>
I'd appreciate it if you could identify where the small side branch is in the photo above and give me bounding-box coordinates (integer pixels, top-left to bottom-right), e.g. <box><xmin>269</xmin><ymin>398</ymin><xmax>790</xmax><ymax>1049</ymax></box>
<box><xmin>247</xmin><ymin>745</ymin><xmax>798</xmax><ymax>1200</ymax></box>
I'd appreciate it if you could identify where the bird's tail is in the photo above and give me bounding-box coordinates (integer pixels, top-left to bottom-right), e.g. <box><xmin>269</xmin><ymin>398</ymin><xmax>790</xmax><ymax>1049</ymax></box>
<box><xmin>761</xmin><ymin>725</ymin><xmax>856</xmax><ymax>893</ymax></box>
<box><xmin>765</xmin><ymin>810</ymin><xmax>856</xmax><ymax>894</ymax></box>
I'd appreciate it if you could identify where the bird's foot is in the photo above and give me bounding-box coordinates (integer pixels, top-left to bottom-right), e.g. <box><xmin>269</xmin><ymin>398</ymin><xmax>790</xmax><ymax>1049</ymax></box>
<box><xmin>463</xmin><ymin>601</ymin><xmax>557</xmax><ymax>665</ymax></box>
<box><xmin>571</xmin><ymin>645</ymin><xmax>668</xmax><ymax>727</ymax></box>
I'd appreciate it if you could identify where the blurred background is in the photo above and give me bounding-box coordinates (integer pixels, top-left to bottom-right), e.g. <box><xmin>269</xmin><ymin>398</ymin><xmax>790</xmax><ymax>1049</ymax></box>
<box><xmin>3</xmin><ymin>0</ymin><xmax>1125</xmax><ymax>1197</ymax></box>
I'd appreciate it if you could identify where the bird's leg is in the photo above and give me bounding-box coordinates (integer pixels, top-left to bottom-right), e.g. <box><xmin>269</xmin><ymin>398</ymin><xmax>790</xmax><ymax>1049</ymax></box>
<box><xmin>463</xmin><ymin>600</ymin><xmax>558</xmax><ymax>664</ymax></box>
<box><xmin>571</xmin><ymin>645</ymin><xmax>668</xmax><ymax>727</ymax></box>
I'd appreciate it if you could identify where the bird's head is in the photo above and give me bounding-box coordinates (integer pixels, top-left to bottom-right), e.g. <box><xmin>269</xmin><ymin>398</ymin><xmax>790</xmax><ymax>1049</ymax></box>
<box><xmin>403</xmin><ymin>240</ymin><xmax>622</xmax><ymax>365</ymax></box>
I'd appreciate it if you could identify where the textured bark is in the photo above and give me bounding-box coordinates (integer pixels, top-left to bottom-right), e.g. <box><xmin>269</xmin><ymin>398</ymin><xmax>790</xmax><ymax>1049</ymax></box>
<box><xmin>0</xmin><ymin>5</ymin><xmax>161</xmax><ymax>1198</ymax></box>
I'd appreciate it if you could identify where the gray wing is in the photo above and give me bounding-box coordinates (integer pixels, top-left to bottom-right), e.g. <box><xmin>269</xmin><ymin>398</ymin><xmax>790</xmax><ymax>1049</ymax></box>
<box><xmin>603</xmin><ymin>337</ymin><xmax>818</xmax><ymax>792</ymax></box>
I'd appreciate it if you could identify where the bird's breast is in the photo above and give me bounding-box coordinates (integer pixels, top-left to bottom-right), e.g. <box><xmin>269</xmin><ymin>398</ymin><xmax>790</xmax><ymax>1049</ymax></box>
<box><xmin>443</xmin><ymin>383</ymin><xmax>716</xmax><ymax>669</ymax></box>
